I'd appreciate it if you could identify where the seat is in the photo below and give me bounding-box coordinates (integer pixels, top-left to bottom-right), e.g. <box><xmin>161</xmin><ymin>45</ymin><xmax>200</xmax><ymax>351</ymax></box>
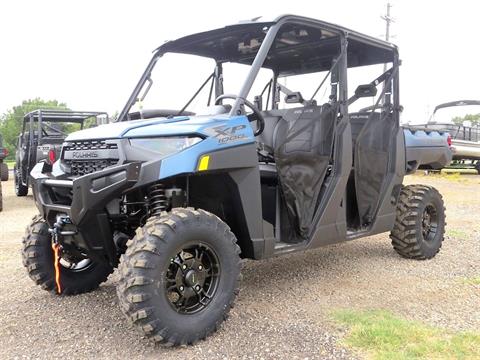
<box><xmin>256</xmin><ymin>112</ymin><xmax>284</xmax><ymax>182</ymax></box>
<box><xmin>256</xmin><ymin>113</ymin><xmax>283</xmax><ymax>154</ymax></box>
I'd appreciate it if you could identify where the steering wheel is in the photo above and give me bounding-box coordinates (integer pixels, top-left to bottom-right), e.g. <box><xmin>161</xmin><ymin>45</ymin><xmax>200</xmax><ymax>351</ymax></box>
<box><xmin>215</xmin><ymin>94</ymin><xmax>265</xmax><ymax>136</ymax></box>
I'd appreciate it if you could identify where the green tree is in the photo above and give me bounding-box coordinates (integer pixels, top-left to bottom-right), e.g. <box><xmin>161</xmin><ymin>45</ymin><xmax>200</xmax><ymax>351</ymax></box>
<box><xmin>0</xmin><ymin>98</ymin><xmax>68</xmax><ymax>160</ymax></box>
<box><xmin>451</xmin><ymin>113</ymin><xmax>480</xmax><ymax>126</ymax></box>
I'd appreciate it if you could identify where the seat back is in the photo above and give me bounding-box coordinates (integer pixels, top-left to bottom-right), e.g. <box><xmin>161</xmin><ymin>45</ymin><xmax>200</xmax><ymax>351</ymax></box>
<box><xmin>256</xmin><ymin>110</ymin><xmax>286</xmax><ymax>152</ymax></box>
<box><xmin>273</xmin><ymin>104</ymin><xmax>337</xmax><ymax>239</ymax></box>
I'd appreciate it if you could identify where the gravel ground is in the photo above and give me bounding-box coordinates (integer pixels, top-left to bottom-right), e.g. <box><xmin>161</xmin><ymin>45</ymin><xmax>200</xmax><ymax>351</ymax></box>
<box><xmin>0</xmin><ymin>174</ymin><xmax>479</xmax><ymax>359</ymax></box>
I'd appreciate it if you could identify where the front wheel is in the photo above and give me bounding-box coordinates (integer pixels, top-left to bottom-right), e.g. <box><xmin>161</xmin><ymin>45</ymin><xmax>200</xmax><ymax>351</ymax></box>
<box><xmin>0</xmin><ymin>162</ymin><xmax>8</xmax><ymax>181</ymax></box>
<box><xmin>22</xmin><ymin>215</ymin><xmax>114</xmax><ymax>295</ymax></box>
<box><xmin>0</xmin><ymin>181</ymin><xmax>3</xmax><ymax>212</ymax></box>
<box><xmin>116</xmin><ymin>208</ymin><xmax>241</xmax><ymax>346</ymax></box>
<box><xmin>390</xmin><ymin>185</ymin><xmax>446</xmax><ymax>259</ymax></box>
<box><xmin>14</xmin><ymin>166</ymin><xmax>28</xmax><ymax>196</ymax></box>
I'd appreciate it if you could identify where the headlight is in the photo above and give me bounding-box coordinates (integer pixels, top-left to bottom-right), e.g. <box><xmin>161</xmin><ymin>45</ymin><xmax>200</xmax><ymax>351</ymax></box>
<box><xmin>129</xmin><ymin>136</ymin><xmax>202</xmax><ymax>158</ymax></box>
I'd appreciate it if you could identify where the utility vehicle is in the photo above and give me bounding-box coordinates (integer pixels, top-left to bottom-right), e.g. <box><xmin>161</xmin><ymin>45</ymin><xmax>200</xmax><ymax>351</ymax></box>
<box><xmin>0</xmin><ymin>134</ymin><xmax>9</xmax><ymax>182</ymax></box>
<box><xmin>14</xmin><ymin>109</ymin><xmax>108</xmax><ymax>196</ymax></box>
<box><xmin>24</xmin><ymin>15</ymin><xmax>450</xmax><ymax>346</ymax></box>
<box><xmin>0</xmin><ymin>134</ymin><xmax>8</xmax><ymax>211</ymax></box>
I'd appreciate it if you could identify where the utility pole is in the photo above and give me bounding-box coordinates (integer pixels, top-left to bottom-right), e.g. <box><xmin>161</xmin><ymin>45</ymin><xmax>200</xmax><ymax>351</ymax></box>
<box><xmin>381</xmin><ymin>2</ymin><xmax>393</xmax><ymax>43</ymax></box>
<box><xmin>381</xmin><ymin>2</ymin><xmax>395</xmax><ymax>102</ymax></box>
<box><xmin>381</xmin><ymin>2</ymin><xmax>394</xmax><ymax>74</ymax></box>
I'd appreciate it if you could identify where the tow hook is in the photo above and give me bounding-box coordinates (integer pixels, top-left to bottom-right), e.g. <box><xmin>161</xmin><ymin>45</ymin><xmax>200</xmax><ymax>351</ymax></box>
<box><xmin>48</xmin><ymin>216</ymin><xmax>76</xmax><ymax>294</ymax></box>
<box><xmin>49</xmin><ymin>216</ymin><xmax>76</xmax><ymax>237</ymax></box>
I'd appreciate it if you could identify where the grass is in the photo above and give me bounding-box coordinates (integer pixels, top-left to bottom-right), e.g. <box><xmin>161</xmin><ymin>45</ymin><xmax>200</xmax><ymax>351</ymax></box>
<box><xmin>441</xmin><ymin>168</ymin><xmax>478</xmax><ymax>175</ymax></box>
<box><xmin>442</xmin><ymin>172</ymin><xmax>463</xmax><ymax>181</ymax></box>
<box><xmin>462</xmin><ymin>277</ymin><xmax>480</xmax><ymax>286</ymax></box>
<box><xmin>333</xmin><ymin>309</ymin><xmax>480</xmax><ymax>359</ymax></box>
<box><xmin>4</xmin><ymin>160</ymin><xmax>15</xmax><ymax>170</ymax></box>
<box><xmin>439</xmin><ymin>172</ymin><xmax>472</xmax><ymax>183</ymax></box>
<box><xmin>413</xmin><ymin>171</ymin><xmax>472</xmax><ymax>184</ymax></box>
<box><xmin>447</xmin><ymin>228</ymin><xmax>469</xmax><ymax>239</ymax></box>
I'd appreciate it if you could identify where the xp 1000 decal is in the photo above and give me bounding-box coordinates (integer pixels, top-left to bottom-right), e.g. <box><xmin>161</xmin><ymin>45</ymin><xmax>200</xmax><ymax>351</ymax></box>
<box><xmin>210</xmin><ymin>124</ymin><xmax>248</xmax><ymax>144</ymax></box>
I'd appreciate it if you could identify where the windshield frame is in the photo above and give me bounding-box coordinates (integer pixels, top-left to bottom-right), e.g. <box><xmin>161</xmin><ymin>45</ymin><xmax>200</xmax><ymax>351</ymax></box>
<box><xmin>117</xmin><ymin>15</ymin><xmax>398</xmax><ymax>122</ymax></box>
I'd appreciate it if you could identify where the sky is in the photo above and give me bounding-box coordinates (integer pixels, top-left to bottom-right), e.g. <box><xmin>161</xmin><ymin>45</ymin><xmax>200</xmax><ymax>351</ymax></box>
<box><xmin>1</xmin><ymin>0</ymin><xmax>479</xmax><ymax>124</ymax></box>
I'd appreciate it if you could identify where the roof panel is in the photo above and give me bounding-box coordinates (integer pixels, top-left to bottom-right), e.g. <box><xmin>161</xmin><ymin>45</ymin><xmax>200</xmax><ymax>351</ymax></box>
<box><xmin>156</xmin><ymin>15</ymin><xmax>397</xmax><ymax>76</ymax></box>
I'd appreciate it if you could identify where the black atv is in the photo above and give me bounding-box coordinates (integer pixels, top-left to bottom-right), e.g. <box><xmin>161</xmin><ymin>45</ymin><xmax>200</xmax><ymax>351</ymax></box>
<box><xmin>0</xmin><ymin>134</ymin><xmax>9</xmax><ymax>211</ymax></box>
<box><xmin>14</xmin><ymin>109</ymin><xmax>108</xmax><ymax>196</ymax></box>
<box><xmin>24</xmin><ymin>15</ymin><xmax>450</xmax><ymax>346</ymax></box>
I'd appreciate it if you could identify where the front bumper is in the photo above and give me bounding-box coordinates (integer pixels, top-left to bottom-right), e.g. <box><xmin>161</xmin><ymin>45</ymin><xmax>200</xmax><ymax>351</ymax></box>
<box><xmin>31</xmin><ymin>161</ymin><xmax>142</xmax><ymax>264</ymax></box>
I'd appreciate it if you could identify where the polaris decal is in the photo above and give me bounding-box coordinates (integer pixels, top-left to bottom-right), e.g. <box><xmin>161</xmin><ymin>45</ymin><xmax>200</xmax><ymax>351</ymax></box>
<box><xmin>72</xmin><ymin>151</ymin><xmax>99</xmax><ymax>159</ymax></box>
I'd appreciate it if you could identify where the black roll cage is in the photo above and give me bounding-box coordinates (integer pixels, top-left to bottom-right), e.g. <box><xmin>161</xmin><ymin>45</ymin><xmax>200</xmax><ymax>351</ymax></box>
<box><xmin>118</xmin><ymin>15</ymin><xmax>400</xmax><ymax>122</ymax></box>
<box><xmin>19</xmin><ymin>110</ymin><xmax>108</xmax><ymax>177</ymax></box>
<box><xmin>21</xmin><ymin>110</ymin><xmax>108</xmax><ymax>146</ymax></box>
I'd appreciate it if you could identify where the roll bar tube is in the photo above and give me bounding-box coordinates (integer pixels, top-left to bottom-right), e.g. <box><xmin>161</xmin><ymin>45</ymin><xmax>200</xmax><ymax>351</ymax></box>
<box><xmin>118</xmin><ymin>54</ymin><xmax>161</xmax><ymax>122</ymax></box>
<box><xmin>229</xmin><ymin>23</ymin><xmax>281</xmax><ymax>117</ymax></box>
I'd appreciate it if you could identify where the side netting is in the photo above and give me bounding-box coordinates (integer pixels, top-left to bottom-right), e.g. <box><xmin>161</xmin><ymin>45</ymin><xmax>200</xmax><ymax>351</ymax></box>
<box><xmin>274</xmin><ymin>103</ymin><xmax>337</xmax><ymax>240</ymax></box>
<box><xmin>354</xmin><ymin>111</ymin><xmax>395</xmax><ymax>225</ymax></box>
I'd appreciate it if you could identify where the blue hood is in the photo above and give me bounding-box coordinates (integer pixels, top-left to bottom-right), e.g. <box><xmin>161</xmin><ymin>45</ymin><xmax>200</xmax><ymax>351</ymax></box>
<box><xmin>65</xmin><ymin>115</ymin><xmax>230</xmax><ymax>141</ymax></box>
<box><xmin>63</xmin><ymin>114</ymin><xmax>255</xmax><ymax>180</ymax></box>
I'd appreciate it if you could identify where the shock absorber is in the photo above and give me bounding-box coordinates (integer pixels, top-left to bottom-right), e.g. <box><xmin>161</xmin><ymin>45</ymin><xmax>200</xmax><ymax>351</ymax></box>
<box><xmin>148</xmin><ymin>183</ymin><xmax>167</xmax><ymax>216</ymax></box>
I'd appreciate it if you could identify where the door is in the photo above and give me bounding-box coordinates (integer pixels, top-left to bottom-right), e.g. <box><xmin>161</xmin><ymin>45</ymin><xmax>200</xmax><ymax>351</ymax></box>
<box><xmin>354</xmin><ymin>109</ymin><xmax>398</xmax><ymax>225</ymax></box>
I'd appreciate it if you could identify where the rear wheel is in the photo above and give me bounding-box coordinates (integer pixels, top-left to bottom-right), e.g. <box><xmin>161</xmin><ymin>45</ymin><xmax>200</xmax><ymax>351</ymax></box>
<box><xmin>390</xmin><ymin>185</ymin><xmax>446</xmax><ymax>259</ymax></box>
<box><xmin>22</xmin><ymin>215</ymin><xmax>114</xmax><ymax>295</ymax></box>
<box><xmin>0</xmin><ymin>162</ymin><xmax>8</xmax><ymax>181</ymax></box>
<box><xmin>0</xmin><ymin>181</ymin><xmax>3</xmax><ymax>212</ymax></box>
<box><xmin>475</xmin><ymin>160</ymin><xmax>480</xmax><ymax>175</ymax></box>
<box><xmin>116</xmin><ymin>208</ymin><xmax>241</xmax><ymax>346</ymax></box>
<box><xmin>14</xmin><ymin>166</ymin><xmax>28</xmax><ymax>196</ymax></box>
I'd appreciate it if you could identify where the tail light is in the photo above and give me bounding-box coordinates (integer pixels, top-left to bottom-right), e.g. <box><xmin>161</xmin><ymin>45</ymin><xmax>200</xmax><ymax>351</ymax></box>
<box><xmin>447</xmin><ymin>134</ymin><xmax>452</xmax><ymax>147</ymax></box>
<box><xmin>48</xmin><ymin>149</ymin><xmax>56</xmax><ymax>164</ymax></box>
<box><xmin>2</xmin><ymin>148</ymin><xmax>8</xmax><ymax>156</ymax></box>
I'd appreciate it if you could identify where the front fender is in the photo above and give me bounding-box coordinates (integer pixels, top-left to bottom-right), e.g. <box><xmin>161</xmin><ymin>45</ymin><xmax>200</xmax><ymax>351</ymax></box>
<box><xmin>159</xmin><ymin>115</ymin><xmax>255</xmax><ymax>179</ymax></box>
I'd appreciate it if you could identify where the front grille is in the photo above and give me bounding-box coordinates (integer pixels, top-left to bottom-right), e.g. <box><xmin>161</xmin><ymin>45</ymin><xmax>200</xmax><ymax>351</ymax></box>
<box><xmin>66</xmin><ymin>159</ymin><xmax>119</xmax><ymax>176</ymax></box>
<box><xmin>62</xmin><ymin>140</ymin><xmax>120</xmax><ymax>176</ymax></box>
<box><xmin>63</xmin><ymin>140</ymin><xmax>118</xmax><ymax>151</ymax></box>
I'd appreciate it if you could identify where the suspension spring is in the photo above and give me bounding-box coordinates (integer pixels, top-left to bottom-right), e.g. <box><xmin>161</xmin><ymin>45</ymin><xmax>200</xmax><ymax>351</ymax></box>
<box><xmin>148</xmin><ymin>183</ymin><xmax>168</xmax><ymax>216</ymax></box>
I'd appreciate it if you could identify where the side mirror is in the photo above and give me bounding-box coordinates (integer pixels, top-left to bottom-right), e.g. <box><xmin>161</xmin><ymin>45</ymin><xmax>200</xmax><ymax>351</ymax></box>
<box><xmin>354</xmin><ymin>84</ymin><xmax>377</xmax><ymax>98</ymax></box>
<box><xmin>284</xmin><ymin>92</ymin><xmax>304</xmax><ymax>104</ymax></box>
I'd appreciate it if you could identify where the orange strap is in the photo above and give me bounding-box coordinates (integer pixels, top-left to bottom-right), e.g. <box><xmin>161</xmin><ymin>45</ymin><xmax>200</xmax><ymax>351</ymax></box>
<box><xmin>51</xmin><ymin>243</ymin><xmax>62</xmax><ymax>294</ymax></box>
